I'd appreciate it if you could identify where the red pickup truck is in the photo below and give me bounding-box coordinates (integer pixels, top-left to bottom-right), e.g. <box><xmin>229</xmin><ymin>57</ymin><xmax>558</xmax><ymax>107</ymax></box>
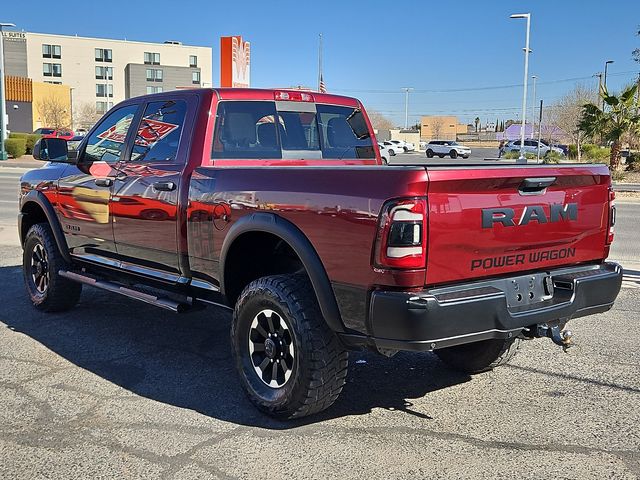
<box><xmin>19</xmin><ymin>88</ymin><xmax>621</xmax><ymax>419</ymax></box>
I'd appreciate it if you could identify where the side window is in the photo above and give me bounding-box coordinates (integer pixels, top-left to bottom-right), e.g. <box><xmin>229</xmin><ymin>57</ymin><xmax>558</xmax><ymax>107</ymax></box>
<box><xmin>131</xmin><ymin>100</ymin><xmax>187</xmax><ymax>163</ymax></box>
<box><xmin>316</xmin><ymin>104</ymin><xmax>375</xmax><ymax>159</ymax></box>
<box><xmin>83</xmin><ymin>105</ymin><xmax>138</xmax><ymax>163</ymax></box>
<box><xmin>212</xmin><ymin>101</ymin><xmax>281</xmax><ymax>159</ymax></box>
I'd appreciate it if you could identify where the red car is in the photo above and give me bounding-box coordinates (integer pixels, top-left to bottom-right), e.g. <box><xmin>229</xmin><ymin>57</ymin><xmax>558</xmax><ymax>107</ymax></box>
<box><xmin>19</xmin><ymin>88</ymin><xmax>621</xmax><ymax>419</ymax></box>
<box><xmin>34</xmin><ymin>127</ymin><xmax>75</xmax><ymax>140</ymax></box>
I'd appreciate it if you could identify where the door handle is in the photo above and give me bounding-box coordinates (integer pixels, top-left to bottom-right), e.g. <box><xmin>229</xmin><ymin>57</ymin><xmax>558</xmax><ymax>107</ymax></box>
<box><xmin>153</xmin><ymin>181</ymin><xmax>176</xmax><ymax>192</ymax></box>
<box><xmin>519</xmin><ymin>177</ymin><xmax>556</xmax><ymax>195</ymax></box>
<box><xmin>94</xmin><ymin>178</ymin><xmax>113</xmax><ymax>187</ymax></box>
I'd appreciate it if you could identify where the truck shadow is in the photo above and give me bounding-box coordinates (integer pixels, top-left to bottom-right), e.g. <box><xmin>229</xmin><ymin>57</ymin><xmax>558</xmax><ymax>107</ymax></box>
<box><xmin>0</xmin><ymin>264</ymin><xmax>470</xmax><ymax>429</ymax></box>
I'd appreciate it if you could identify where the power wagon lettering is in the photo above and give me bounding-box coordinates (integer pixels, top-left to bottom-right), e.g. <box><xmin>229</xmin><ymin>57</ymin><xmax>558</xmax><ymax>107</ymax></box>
<box><xmin>481</xmin><ymin>203</ymin><xmax>578</xmax><ymax>229</ymax></box>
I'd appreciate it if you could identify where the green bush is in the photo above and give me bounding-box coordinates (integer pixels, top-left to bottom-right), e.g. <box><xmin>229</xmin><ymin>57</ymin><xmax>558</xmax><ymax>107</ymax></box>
<box><xmin>5</xmin><ymin>137</ymin><xmax>27</xmax><ymax>158</ymax></box>
<box><xmin>581</xmin><ymin>144</ymin><xmax>610</xmax><ymax>162</ymax></box>
<box><xmin>543</xmin><ymin>151</ymin><xmax>564</xmax><ymax>164</ymax></box>
<box><xmin>567</xmin><ymin>144</ymin><xmax>578</xmax><ymax>159</ymax></box>
<box><xmin>9</xmin><ymin>132</ymin><xmax>28</xmax><ymax>139</ymax></box>
<box><xmin>503</xmin><ymin>151</ymin><xmax>536</xmax><ymax>160</ymax></box>
<box><xmin>25</xmin><ymin>134</ymin><xmax>41</xmax><ymax>154</ymax></box>
<box><xmin>626</xmin><ymin>152</ymin><xmax>640</xmax><ymax>172</ymax></box>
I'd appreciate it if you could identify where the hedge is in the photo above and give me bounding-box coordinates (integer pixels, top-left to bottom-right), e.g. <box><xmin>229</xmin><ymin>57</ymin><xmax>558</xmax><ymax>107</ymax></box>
<box><xmin>5</xmin><ymin>138</ymin><xmax>27</xmax><ymax>158</ymax></box>
<box><xmin>25</xmin><ymin>134</ymin><xmax>42</xmax><ymax>154</ymax></box>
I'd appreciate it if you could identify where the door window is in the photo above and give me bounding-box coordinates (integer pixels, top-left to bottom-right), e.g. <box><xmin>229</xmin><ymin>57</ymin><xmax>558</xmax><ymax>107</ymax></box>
<box><xmin>131</xmin><ymin>100</ymin><xmax>187</xmax><ymax>163</ymax></box>
<box><xmin>83</xmin><ymin>105</ymin><xmax>139</xmax><ymax>163</ymax></box>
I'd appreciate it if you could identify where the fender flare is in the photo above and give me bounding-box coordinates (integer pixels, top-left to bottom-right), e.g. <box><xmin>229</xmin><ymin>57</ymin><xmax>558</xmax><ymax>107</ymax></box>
<box><xmin>220</xmin><ymin>212</ymin><xmax>345</xmax><ymax>333</ymax></box>
<box><xmin>20</xmin><ymin>190</ymin><xmax>72</xmax><ymax>263</ymax></box>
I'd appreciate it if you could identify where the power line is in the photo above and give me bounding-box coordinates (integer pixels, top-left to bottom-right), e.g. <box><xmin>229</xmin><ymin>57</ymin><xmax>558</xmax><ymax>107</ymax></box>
<box><xmin>332</xmin><ymin>70</ymin><xmax>639</xmax><ymax>95</ymax></box>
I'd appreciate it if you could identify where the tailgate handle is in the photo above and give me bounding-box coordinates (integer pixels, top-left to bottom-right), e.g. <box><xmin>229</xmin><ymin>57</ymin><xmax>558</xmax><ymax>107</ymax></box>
<box><xmin>519</xmin><ymin>177</ymin><xmax>556</xmax><ymax>195</ymax></box>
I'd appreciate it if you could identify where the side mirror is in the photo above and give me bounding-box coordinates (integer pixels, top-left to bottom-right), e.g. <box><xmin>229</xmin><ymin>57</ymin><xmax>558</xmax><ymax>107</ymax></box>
<box><xmin>33</xmin><ymin>137</ymin><xmax>73</xmax><ymax>163</ymax></box>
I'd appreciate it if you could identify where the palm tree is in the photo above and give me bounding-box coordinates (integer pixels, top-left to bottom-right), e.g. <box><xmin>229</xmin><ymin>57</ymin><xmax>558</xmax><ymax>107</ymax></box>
<box><xmin>474</xmin><ymin>117</ymin><xmax>480</xmax><ymax>132</ymax></box>
<box><xmin>579</xmin><ymin>84</ymin><xmax>640</xmax><ymax>170</ymax></box>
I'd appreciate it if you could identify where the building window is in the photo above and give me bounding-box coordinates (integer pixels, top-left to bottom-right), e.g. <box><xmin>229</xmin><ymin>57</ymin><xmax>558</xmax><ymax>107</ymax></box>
<box><xmin>95</xmin><ymin>48</ymin><xmax>113</xmax><ymax>62</ymax></box>
<box><xmin>42</xmin><ymin>44</ymin><xmax>61</xmax><ymax>59</ymax></box>
<box><xmin>146</xmin><ymin>68</ymin><xmax>163</xmax><ymax>82</ymax></box>
<box><xmin>146</xmin><ymin>86</ymin><xmax>163</xmax><ymax>94</ymax></box>
<box><xmin>192</xmin><ymin>71</ymin><xmax>201</xmax><ymax>84</ymax></box>
<box><xmin>95</xmin><ymin>101</ymin><xmax>114</xmax><ymax>114</ymax></box>
<box><xmin>95</xmin><ymin>66</ymin><xmax>113</xmax><ymax>80</ymax></box>
<box><xmin>144</xmin><ymin>52</ymin><xmax>160</xmax><ymax>65</ymax></box>
<box><xmin>43</xmin><ymin>63</ymin><xmax>62</xmax><ymax>77</ymax></box>
<box><xmin>44</xmin><ymin>81</ymin><xmax>62</xmax><ymax>85</ymax></box>
<box><xmin>189</xmin><ymin>55</ymin><xmax>198</xmax><ymax>67</ymax></box>
<box><xmin>96</xmin><ymin>84</ymin><xmax>113</xmax><ymax>98</ymax></box>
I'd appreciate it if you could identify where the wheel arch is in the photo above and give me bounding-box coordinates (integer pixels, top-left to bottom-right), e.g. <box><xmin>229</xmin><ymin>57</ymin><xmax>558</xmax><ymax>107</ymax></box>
<box><xmin>19</xmin><ymin>190</ymin><xmax>71</xmax><ymax>263</ymax></box>
<box><xmin>220</xmin><ymin>212</ymin><xmax>345</xmax><ymax>333</ymax></box>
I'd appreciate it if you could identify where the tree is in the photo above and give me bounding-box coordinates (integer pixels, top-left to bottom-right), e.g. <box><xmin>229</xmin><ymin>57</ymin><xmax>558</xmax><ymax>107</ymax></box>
<box><xmin>74</xmin><ymin>101</ymin><xmax>101</xmax><ymax>130</ymax></box>
<box><xmin>34</xmin><ymin>95</ymin><xmax>70</xmax><ymax>130</ymax></box>
<box><xmin>633</xmin><ymin>25</ymin><xmax>640</xmax><ymax>63</ymax></box>
<box><xmin>474</xmin><ymin>117</ymin><xmax>480</xmax><ymax>132</ymax></box>
<box><xmin>366</xmin><ymin>109</ymin><xmax>395</xmax><ymax>132</ymax></box>
<box><xmin>579</xmin><ymin>84</ymin><xmax>640</xmax><ymax>170</ymax></box>
<box><xmin>431</xmin><ymin>117</ymin><xmax>444</xmax><ymax>139</ymax></box>
<box><xmin>549</xmin><ymin>84</ymin><xmax>598</xmax><ymax>161</ymax></box>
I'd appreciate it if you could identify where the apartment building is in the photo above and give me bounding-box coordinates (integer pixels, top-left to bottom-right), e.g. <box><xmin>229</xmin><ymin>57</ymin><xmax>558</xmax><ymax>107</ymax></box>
<box><xmin>2</xmin><ymin>30</ymin><xmax>212</xmax><ymax>126</ymax></box>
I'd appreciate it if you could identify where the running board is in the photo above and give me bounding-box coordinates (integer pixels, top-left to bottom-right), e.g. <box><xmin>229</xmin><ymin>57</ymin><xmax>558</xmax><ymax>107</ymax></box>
<box><xmin>59</xmin><ymin>270</ymin><xmax>192</xmax><ymax>313</ymax></box>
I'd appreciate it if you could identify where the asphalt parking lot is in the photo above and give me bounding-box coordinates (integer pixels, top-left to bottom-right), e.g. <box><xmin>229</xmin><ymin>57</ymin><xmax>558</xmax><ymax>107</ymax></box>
<box><xmin>1</xmin><ymin>167</ymin><xmax>639</xmax><ymax>479</ymax></box>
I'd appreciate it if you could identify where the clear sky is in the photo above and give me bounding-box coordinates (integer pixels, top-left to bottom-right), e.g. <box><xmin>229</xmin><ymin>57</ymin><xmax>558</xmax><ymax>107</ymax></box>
<box><xmin>4</xmin><ymin>0</ymin><xmax>640</xmax><ymax>126</ymax></box>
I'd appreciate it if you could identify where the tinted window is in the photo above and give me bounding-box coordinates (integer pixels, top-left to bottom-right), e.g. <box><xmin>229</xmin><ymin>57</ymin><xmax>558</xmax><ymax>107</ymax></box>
<box><xmin>316</xmin><ymin>105</ymin><xmax>374</xmax><ymax>159</ymax></box>
<box><xmin>130</xmin><ymin>100</ymin><xmax>187</xmax><ymax>163</ymax></box>
<box><xmin>83</xmin><ymin>105</ymin><xmax>138</xmax><ymax>163</ymax></box>
<box><xmin>212</xmin><ymin>101</ymin><xmax>282</xmax><ymax>159</ymax></box>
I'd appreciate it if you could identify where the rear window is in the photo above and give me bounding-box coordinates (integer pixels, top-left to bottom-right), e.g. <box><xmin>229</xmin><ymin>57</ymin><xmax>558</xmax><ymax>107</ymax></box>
<box><xmin>211</xmin><ymin>101</ymin><xmax>375</xmax><ymax>160</ymax></box>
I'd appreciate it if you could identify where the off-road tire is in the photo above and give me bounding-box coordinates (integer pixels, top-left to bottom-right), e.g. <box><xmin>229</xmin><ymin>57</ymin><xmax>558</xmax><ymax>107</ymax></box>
<box><xmin>434</xmin><ymin>337</ymin><xmax>521</xmax><ymax>374</ymax></box>
<box><xmin>23</xmin><ymin>223</ymin><xmax>82</xmax><ymax>312</ymax></box>
<box><xmin>231</xmin><ymin>274</ymin><xmax>349</xmax><ymax>419</ymax></box>
<box><xmin>426</xmin><ymin>149</ymin><xmax>434</xmax><ymax>158</ymax></box>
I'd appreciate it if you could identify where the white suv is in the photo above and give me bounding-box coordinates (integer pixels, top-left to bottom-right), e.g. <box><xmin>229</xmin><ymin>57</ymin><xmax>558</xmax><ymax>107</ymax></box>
<box><xmin>389</xmin><ymin>140</ymin><xmax>415</xmax><ymax>152</ymax></box>
<box><xmin>425</xmin><ymin>140</ymin><xmax>471</xmax><ymax>159</ymax></box>
<box><xmin>505</xmin><ymin>139</ymin><xmax>564</xmax><ymax>157</ymax></box>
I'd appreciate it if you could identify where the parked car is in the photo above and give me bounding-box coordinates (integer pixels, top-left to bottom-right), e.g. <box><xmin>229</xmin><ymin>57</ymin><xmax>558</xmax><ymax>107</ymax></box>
<box><xmin>378</xmin><ymin>142</ymin><xmax>390</xmax><ymax>163</ymax></box>
<box><xmin>34</xmin><ymin>128</ymin><xmax>75</xmax><ymax>141</ymax></box>
<box><xmin>382</xmin><ymin>141</ymin><xmax>399</xmax><ymax>156</ymax></box>
<box><xmin>505</xmin><ymin>139</ymin><xmax>565</xmax><ymax>157</ymax></box>
<box><xmin>20</xmin><ymin>88</ymin><xmax>621</xmax><ymax>420</ymax></box>
<box><xmin>419</xmin><ymin>141</ymin><xmax>428</xmax><ymax>150</ymax></box>
<box><xmin>389</xmin><ymin>140</ymin><xmax>415</xmax><ymax>152</ymax></box>
<box><xmin>425</xmin><ymin>140</ymin><xmax>471</xmax><ymax>159</ymax></box>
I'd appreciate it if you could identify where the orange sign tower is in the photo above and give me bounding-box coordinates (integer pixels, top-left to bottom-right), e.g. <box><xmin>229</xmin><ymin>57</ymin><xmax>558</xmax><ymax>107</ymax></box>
<box><xmin>220</xmin><ymin>36</ymin><xmax>250</xmax><ymax>88</ymax></box>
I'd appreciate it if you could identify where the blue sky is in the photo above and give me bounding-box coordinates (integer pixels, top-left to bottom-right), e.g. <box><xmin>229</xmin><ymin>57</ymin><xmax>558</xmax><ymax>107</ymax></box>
<box><xmin>4</xmin><ymin>0</ymin><xmax>640</xmax><ymax>125</ymax></box>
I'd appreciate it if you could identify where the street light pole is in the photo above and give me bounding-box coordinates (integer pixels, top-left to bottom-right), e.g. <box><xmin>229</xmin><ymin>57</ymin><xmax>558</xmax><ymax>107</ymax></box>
<box><xmin>0</xmin><ymin>22</ymin><xmax>17</xmax><ymax>161</ymax></box>
<box><xmin>402</xmin><ymin>87</ymin><xmax>413</xmax><ymax>130</ymax></box>
<box><xmin>602</xmin><ymin>60</ymin><xmax>614</xmax><ymax>110</ymax></box>
<box><xmin>511</xmin><ymin>13</ymin><xmax>531</xmax><ymax>164</ymax></box>
<box><xmin>531</xmin><ymin>75</ymin><xmax>537</xmax><ymax>142</ymax></box>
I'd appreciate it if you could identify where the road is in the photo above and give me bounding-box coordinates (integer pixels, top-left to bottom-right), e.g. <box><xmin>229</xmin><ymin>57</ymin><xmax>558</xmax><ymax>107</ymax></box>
<box><xmin>0</xmin><ymin>167</ymin><xmax>639</xmax><ymax>479</ymax></box>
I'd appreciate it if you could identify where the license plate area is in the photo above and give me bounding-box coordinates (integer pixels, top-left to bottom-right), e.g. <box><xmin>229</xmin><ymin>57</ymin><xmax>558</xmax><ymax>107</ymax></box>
<box><xmin>505</xmin><ymin>273</ymin><xmax>554</xmax><ymax>308</ymax></box>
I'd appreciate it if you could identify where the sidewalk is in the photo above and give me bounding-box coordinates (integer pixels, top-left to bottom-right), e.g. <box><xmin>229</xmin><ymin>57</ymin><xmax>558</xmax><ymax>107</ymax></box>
<box><xmin>0</xmin><ymin>155</ymin><xmax>42</xmax><ymax>169</ymax></box>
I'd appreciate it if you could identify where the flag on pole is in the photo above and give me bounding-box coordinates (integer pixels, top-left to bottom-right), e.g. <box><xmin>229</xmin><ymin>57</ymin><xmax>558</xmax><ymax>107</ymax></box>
<box><xmin>319</xmin><ymin>73</ymin><xmax>326</xmax><ymax>93</ymax></box>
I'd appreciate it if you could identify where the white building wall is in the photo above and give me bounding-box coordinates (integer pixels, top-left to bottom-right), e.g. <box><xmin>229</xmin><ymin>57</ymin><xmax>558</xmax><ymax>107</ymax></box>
<box><xmin>24</xmin><ymin>32</ymin><xmax>212</xmax><ymax>114</ymax></box>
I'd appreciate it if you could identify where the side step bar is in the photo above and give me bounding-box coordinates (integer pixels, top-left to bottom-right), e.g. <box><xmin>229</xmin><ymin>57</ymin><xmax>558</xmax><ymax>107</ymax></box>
<box><xmin>59</xmin><ymin>270</ymin><xmax>192</xmax><ymax>313</ymax></box>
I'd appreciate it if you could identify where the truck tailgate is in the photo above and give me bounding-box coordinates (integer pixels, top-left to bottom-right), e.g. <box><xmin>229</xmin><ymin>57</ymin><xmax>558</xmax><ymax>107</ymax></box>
<box><xmin>425</xmin><ymin>164</ymin><xmax>611</xmax><ymax>285</ymax></box>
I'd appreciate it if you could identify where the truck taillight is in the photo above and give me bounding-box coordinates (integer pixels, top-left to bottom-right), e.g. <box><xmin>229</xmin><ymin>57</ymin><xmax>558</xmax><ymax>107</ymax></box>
<box><xmin>607</xmin><ymin>188</ymin><xmax>616</xmax><ymax>245</ymax></box>
<box><xmin>274</xmin><ymin>91</ymin><xmax>314</xmax><ymax>102</ymax></box>
<box><xmin>374</xmin><ymin>198</ymin><xmax>427</xmax><ymax>269</ymax></box>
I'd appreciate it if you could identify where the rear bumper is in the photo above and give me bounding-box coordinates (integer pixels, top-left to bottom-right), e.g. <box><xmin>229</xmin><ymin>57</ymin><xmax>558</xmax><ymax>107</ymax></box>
<box><xmin>344</xmin><ymin>263</ymin><xmax>622</xmax><ymax>352</ymax></box>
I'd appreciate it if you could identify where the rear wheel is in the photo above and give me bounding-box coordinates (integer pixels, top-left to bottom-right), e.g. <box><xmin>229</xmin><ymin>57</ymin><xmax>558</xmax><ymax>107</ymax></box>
<box><xmin>23</xmin><ymin>223</ymin><xmax>82</xmax><ymax>312</ymax></box>
<box><xmin>435</xmin><ymin>337</ymin><xmax>521</xmax><ymax>374</ymax></box>
<box><xmin>426</xmin><ymin>149</ymin><xmax>434</xmax><ymax>158</ymax></box>
<box><xmin>449</xmin><ymin>150</ymin><xmax>458</xmax><ymax>159</ymax></box>
<box><xmin>231</xmin><ymin>274</ymin><xmax>349</xmax><ymax>419</ymax></box>
<box><xmin>389</xmin><ymin>149</ymin><xmax>396</xmax><ymax>156</ymax></box>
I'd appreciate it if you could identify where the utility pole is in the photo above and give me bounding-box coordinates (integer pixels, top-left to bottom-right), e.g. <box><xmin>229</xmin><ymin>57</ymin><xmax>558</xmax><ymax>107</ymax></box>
<box><xmin>0</xmin><ymin>22</ymin><xmax>17</xmax><ymax>161</ymax></box>
<box><xmin>402</xmin><ymin>87</ymin><xmax>413</xmax><ymax>130</ymax></box>
<box><xmin>531</xmin><ymin>75</ymin><xmax>537</xmax><ymax>141</ymax></box>
<box><xmin>602</xmin><ymin>60</ymin><xmax>614</xmax><ymax>110</ymax></box>
<box><xmin>510</xmin><ymin>13</ymin><xmax>531</xmax><ymax>164</ymax></box>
